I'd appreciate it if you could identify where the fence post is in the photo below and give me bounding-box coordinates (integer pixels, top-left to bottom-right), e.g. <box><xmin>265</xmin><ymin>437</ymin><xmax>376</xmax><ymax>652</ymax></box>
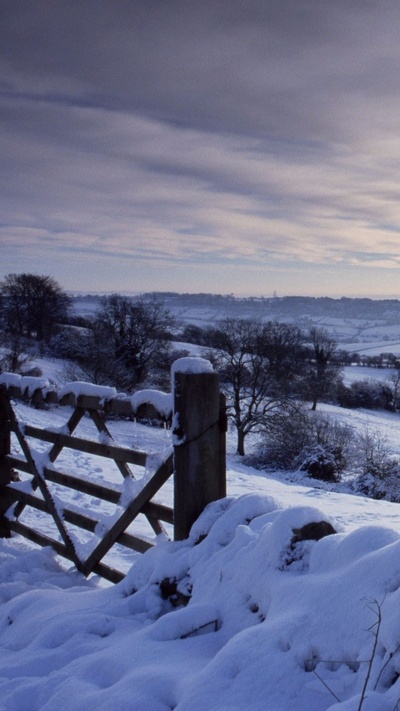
<box><xmin>173</xmin><ymin>358</ymin><xmax>226</xmax><ymax>540</ymax></box>
<box><xmin>0</xmin><ymin>388</ymin><xmax>13</xmax><ymax>537</ymax></box>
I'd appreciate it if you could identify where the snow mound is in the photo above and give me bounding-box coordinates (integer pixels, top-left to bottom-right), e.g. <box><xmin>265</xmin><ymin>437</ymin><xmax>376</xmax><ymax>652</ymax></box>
<box><xmin>0</xmin><ymin>496</ymin><xmax>400</xmax><ymax>710</ymax></box>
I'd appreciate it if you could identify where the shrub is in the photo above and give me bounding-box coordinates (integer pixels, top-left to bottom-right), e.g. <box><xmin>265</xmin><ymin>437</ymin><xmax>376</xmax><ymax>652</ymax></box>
<box><xmin>338</xmin><ymin>379</ymin><xmax>393</xmax><ymax>410</ymax></box>
<box><xmin>0</xmin><ymin>332</ymin><xmax>34</xmax><ymax>375</ymax></box>
<box><xmin>253</xmin><ymin>409</ymin><xmax>353</xmax><ymax>482</ymax></box>
<box><xmin>353</xmin><ymin>428</ymin><xmax>400</xmax><ymax>501</ymax></box>
<box><xmin>297</xmin><ymin>445</ymin><xmax>339</xmax><ymax>482</ymax></box>
<box><xmin>252</xmin><ymin>406</ymin><xmax>311</xmax><ymax>470</ymax></box>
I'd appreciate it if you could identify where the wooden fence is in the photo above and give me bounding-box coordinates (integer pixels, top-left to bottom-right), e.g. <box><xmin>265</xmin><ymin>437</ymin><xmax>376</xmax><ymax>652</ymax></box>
<box><xmin>0</xmin><ymin>359</ymin><xmax>226</xmax><ymax>583</ymax></box>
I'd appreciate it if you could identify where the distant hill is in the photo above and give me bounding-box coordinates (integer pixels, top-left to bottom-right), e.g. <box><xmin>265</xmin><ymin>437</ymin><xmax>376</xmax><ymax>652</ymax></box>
<box><xmin>142</xmin><ymin>292</ymin><xmax>400</xmax><ymax>321</ymax></box>
<box><xmin>71</xmin><ymin>293</ymin><xmax>400</xmax><ymax>348</ymax></box>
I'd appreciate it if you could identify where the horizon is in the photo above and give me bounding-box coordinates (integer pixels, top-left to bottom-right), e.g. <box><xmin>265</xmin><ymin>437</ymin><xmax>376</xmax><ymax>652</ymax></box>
<box><xmin>69</xmin><ymin>290</ymin><xmax>400</xmax><ymax>302</ymax></box>
<box><xmin>2</xmin><ymin>2</ymin><xmax>400</xmax><ymax>298</ymax></box>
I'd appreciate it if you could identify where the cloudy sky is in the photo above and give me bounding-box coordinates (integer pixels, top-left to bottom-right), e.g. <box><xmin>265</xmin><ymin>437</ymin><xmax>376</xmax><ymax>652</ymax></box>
<box><xmin>2</xmin><ymin>1</ymin><xmax>400</xmax><ymax>297</ymax></box>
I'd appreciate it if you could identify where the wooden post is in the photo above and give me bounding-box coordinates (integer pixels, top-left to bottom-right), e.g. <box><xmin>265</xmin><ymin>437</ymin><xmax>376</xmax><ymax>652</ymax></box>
<box><xmin>0</xmin><ymin>388</ymin><xmax>14</xmax><ymax>537</ymax></box>
<box><xmin>219</xmin><ymin>391</ymin><xmax>227</xmax><ymax>500</ymax></box>
<box><xmin>173</xmin><ymin>359</ymin><xmax>226</xmax><ymax>540</ymax></box>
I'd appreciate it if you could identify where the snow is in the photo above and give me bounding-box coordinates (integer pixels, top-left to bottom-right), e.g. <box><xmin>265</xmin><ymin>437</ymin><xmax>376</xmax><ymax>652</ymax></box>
<box><xmin>59</xmin><ymin>381</ymin><xmax>117</xmax><ymax>401</ymax></box>
<box><xmin>342</xmin><ymin>366</ymin><xmax>395</xmax><ymax>385</ymax></box>
<box><xmin>2</xmin><ymin>366</ymin><xmax>400</xmax><ymax>708</ymax></box>
<box><xmin>0</xmin><ymin>372</ymin><xmax>22</xmax><ymax>388</ymax></box>
<box><xmin>1</xmin><ymin>492</ymin><xmax>400</xmax><ymax>710</ymax></box>
<box><xmin>20</xmin><ymin>376</ymin><xmax>51</xmax><ymax>396</ymax></box>
<box><xmin>0</xmin><ymin>373</ymin><xmax>52</xmax><ymax>396</ymax></box>
<box><xmin>172</xmin><ymin>356</ymin><xmax>214</xmax><ymax>374</ymax></box>
<box><xmin>131</xmin><ymin>389</ymin><xmax>173</xmax><ymax>418</ymax></box>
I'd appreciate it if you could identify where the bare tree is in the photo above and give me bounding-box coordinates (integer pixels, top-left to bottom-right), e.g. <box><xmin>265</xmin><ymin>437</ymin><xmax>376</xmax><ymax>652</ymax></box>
<box><xmin>55</xmin><ymin>328</ymin><xmax>115</xmax><ymax>385</ymax></box>
<box><xmin>209</xmin><ymin>319</ymin><xmax>300</xmax><ymax>455</ymax></box>
<box><xmin>92</xmin><ymin>295</ymin><xmax>175</xmax><ymax>389</ymax></box>
<box><xmin>306</xmin><ymin>327</ymin><xmax>341</xmax><ymax>411</ymax></box>
<box><xmin>0</xmin><ymin>273</ymin><xmax>70</xmax><ymax>343</ymax></box>
<box><xmin>256</xmin><ymin>321</ymin><xmax>306</xmax><ymax>396</ymax></box>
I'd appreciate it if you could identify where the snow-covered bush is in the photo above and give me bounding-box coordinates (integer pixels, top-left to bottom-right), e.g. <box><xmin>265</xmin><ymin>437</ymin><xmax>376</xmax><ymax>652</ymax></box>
<box><xmin>251</xmin><ymin>406</ymin><xmax>312</xmax><ymax>469</ymax></box>
<box><xmin>297</xmin><ymin>444</ymin><xmax>339</xmax><ymax>482</ymax></box>
<box><xmin>356</xmin><ymin>469</ymin><xmax>400</xmax><ymax>502</ymax></box>
<box><xmin>253</xmin><ymin>410</ymin><xmax>353</xmax><ymax>482</ymax></box>
<box><xmin>354</xmin><ymin>428</ymin><xmax>400</xmax><ymax>502</ymax></box>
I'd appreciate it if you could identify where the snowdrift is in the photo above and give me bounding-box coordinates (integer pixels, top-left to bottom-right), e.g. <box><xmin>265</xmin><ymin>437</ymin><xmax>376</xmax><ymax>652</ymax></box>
<box><xmin>0</xmin><ymin>495</ymin><xmax>400</xmax><ymax>710</ymax></box>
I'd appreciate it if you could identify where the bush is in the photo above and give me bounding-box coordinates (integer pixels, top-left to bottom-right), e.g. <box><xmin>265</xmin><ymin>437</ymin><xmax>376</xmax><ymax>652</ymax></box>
<box><xmin>353</xmin><ymin>428</ymin><xmax>400</xmax><ymax>501</ymax></box>
<box><xmin>297</xmin><ymin>445</ymin><xmax>340</xmax><ymax>482</ymax></box>
<box><xmin>254</xmin><ymin>405</ymin><xmax>400</xmax><ymax>499</ymax></box>
<box><xmin>251</xmin><ymin>406</ymin><xmax>311</xmax><ymax>470</ymax></box>
<box><xmin>356</xmin><ymin>470</ymin><xmax>400</xmax><ymax>502</ymax></box>
<box><xmin>253</xmin><ymin>409</ymin><xmax>353</xmax><ymax>482</ymax></box>
<box><xmin>0</xmin><ymin>332</ymin><xmax>34</xmax><ymax>374</ymax></box>
<box><xmin>337</xmin><ymin>379</ymin><xmax>393</xmax><ymax>410</ymax></box>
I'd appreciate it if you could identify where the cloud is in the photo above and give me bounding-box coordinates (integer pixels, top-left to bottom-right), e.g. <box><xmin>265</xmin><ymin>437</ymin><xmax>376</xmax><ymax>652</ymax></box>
<box><xmin>2</xmin><ymin>1</ymin><xmax>400</xmax><ymax>295</ymax></box>
<box><xmin>3</xmin><ymin>1</ymin><xmax>400</xmax><ymax>140</ymax></box>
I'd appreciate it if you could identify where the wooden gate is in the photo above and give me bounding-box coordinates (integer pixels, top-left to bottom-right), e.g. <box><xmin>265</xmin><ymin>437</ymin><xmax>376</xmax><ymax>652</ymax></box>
<box><xmin>0</xmin><ymin>359</ymin><xmax>226</xmax><ymax>583</ymax></box>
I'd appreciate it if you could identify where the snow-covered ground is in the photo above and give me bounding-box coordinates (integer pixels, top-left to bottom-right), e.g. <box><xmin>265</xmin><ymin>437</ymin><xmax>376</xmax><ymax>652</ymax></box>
<box><xmin>1</xmin><ymin>494</ymin><xmax>400</xmax><ymax>711</ymax></box>
<box><xmin>1</xmin><ymin>365</ymin><xmax>400</xmax><ymax>709</ymax></box>
<box><xmin>342</xmin><ymin>366</ymin><xmax>395</xmax><ymax>385</ymax></box>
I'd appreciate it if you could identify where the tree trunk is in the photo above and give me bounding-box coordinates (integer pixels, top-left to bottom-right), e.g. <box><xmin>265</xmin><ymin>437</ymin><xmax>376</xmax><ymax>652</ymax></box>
<box><xmin>237</xmin><ymin>428</ymin><xmax>245</xmax><ymax>456</ymax></box>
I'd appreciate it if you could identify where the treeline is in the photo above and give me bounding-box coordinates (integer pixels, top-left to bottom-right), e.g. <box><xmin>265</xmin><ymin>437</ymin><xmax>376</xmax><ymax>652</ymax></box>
<box><xmin>142</xmin><ymin>291</ymin><xmax>400</xmax><ymax>324</ymax></box>
<box><xmin>335</xmin><ymin>351</ymin><xmax>400</xmax><ymax>369</ymax></box>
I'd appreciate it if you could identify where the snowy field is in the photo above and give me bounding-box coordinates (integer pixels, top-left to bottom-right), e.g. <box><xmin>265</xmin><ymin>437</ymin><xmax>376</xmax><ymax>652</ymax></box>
<box><xmin>0</xmin><ymin>298</ymin><xmax>398</xmax><ymax>709</ymax></box>
<box><xmin>1</xmin><ymin>361</ymin><xmax>400</xmax><ymax>709</ymax></box>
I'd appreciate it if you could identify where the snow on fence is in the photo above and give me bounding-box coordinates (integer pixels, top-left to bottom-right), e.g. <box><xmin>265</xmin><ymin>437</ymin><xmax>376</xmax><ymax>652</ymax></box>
<box><xmin>0</xmin><ymin>358</ymin><xmax>226</xmax><ymax>583</ymax></box>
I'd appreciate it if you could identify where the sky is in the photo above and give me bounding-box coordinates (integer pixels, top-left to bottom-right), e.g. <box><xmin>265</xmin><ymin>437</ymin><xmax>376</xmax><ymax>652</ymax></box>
<box><xmin>2</xmin><ymin>1</ymin><xmax>400</xmax><ymax>299</ymax></box>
